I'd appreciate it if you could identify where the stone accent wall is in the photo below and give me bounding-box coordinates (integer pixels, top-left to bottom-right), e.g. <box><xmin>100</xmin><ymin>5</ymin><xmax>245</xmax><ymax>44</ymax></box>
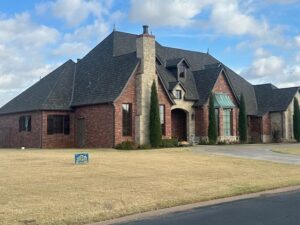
<box><xmin>171</xmin><ymin>83</ymin><xmax>195</xmax><ymax>143</ymax></box>
<box><xmin>0</xmin><ymin>111</ymin><xmax>42</xmax><ymax>148</ymax></box>
<box><xmin>135</xmin><ymin>33</ymin><xmax>156</xmax><ymax>145</ymax></box>
<box><xmin>75</xmin><ymin>104</ymin><xmax>114</xmax><ymax>148</ymax></box>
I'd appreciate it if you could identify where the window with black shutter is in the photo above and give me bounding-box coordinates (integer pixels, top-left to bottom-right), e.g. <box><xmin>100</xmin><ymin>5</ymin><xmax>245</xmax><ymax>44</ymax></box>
<box><xmin>19</xmin><ymin>115</ymin><xmax>31</xmax><ymax>132</ymax></box>
<box><xmin>47</xmin><ymin>115</ymin><xmax>70</xmax><ymax>135</ymax></box>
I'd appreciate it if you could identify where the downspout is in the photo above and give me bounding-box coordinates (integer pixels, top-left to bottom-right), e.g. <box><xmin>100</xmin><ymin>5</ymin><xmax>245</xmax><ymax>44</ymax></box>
<box><xmin>112</xmin><ymin>103</ymin><xmax>115</xmax><ymax>148</ymax></box>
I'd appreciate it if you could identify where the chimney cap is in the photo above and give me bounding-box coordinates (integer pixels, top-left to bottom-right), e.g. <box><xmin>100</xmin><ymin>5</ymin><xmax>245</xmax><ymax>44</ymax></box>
<box><xmin>143</xmin><ymin>25</ymin><xmax>149</xmax><ymax>34</ymax></box>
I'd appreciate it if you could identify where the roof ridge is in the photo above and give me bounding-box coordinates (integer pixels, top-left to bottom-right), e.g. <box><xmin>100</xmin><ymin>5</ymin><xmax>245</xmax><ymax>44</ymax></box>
<box><xmin>69</xmin><ymin>62</ymin><xmax>77</xmax><ymax>107</ymax></box>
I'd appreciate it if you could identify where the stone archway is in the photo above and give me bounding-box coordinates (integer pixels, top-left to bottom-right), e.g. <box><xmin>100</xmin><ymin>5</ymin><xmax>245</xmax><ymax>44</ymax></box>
<box><xmin>171</xmin><ymin>109</ymin><xmax>187</xmax><ymax>141</ymax></box>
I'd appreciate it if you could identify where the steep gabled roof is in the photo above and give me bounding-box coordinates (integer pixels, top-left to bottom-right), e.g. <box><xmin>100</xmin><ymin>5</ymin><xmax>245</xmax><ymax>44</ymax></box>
<box><xmin>0</xmin><ymin>60</ymin><xmax>75</xmax><ymax>115</ymax></box>
<box><xmin>0</xmin><ymin>30</ymin><xmax>296</xmax><ymax>117</ymax></box>
<box><xmin>193</xmin><ymin>65</ymin><xmax>222</xmax><ymax>106</ymax></box>
<box><xmin>254</xmin><ymin>84</ymin><xmax>299</xmax><ymax>115</ymax></box>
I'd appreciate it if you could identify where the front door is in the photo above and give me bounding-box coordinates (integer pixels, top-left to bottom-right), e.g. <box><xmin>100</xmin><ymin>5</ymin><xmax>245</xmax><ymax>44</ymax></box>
<box><xmin>76</xmin><ymin>118</ymin><xmax>85</xmax><ymax>148</ymax></box>
<box><xmin>171</xmin><ymin>109</ymin><xmax>187</xmax><ymax>141</ymax></box>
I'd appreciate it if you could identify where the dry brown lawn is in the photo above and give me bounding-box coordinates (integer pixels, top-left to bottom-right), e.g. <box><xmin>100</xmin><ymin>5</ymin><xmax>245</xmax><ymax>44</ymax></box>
<box><xmin>2</xmin><ymin>148</ymin><xmax>300</xmax><ymax>225</ymax></box>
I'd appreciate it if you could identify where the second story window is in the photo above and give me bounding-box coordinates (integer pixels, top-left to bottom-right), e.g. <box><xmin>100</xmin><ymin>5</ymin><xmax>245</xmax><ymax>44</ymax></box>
<box><xmin>19</xmin><ymin>115</ymin><xmax>31</xmax><ymax>132</ymax></box>
<box><xmin>175</xmin><ymin>90</ymin><xmax>182</xmax><ymax>99</ymax></box>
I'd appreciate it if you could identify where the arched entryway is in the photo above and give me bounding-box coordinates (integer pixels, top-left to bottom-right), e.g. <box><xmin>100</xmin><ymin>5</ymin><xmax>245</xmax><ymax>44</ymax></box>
<box><xmin>171</xmin><ymin>109</ymin><xmax>187</xmax><ymax>141</ymax></box>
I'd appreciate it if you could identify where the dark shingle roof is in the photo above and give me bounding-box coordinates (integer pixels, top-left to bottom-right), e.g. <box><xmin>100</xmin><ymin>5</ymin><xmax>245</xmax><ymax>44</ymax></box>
<box><xmin>0</xmin><ymin>60</ymin><xmax>75</xmax><ymax>115</ymax></box>
<box><xmin>193</xmin><ymin>66</ymin><xmax>223</xmax><ymax>106</ymax></box>
<box><xmin>0</xmin><ymin>30</ymin><xmax>296</xmax><ymax>116</ymax></box>
<box><xmin>254</xmin><ymin>84</ymin><xmax>299</xmax><ymax>115</ymax></box>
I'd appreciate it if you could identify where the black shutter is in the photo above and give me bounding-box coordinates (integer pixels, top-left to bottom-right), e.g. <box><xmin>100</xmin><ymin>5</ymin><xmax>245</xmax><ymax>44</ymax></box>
<box><xmin>19</xmin><ymin>117</ymin><xmax>23</xmax><ymax>132</ymax></box>
<box><xmin>28</xmin><ymin>116</ymin><xmax>31</xmax><ymax>132</ymax></box>
<box><xmin>64</xmin><ymin>115</ymin><xmax>70</xmax><ymax>135</ymax></box>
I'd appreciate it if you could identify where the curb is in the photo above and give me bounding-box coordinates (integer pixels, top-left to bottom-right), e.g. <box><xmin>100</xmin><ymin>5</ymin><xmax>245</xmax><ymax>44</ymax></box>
<box><xmin>87</xmin><ymin>185</ymin><xmax>300</xmax><ymax>225</ymax></box>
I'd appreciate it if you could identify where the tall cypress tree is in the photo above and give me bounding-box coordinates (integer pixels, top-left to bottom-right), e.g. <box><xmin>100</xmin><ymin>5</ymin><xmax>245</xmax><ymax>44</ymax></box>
<box><xmin>149</xmin><ymin>81</ymin><xmax>162</xmax><ymax>147</ymax></box>
<box><xmin>293</xmin><ymin>98</ymin><xmax>300</xmax><ymax>142</ymax></box>
<box><xmin>208</xmin><ymin>93</ymin><xmax>217</xmax><ymax>144</ymax></box>
<box><xmin>238</xmin><ymin>94</ymin><xmax>247</xmax><ymax>143</ymax></box>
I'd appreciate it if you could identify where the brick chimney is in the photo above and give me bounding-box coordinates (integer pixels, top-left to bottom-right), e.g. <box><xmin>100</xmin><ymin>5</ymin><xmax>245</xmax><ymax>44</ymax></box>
<box><xmin>135</xmin><ymin>25</ymin><xmax>156</xmax><ymax>145</ymax></box>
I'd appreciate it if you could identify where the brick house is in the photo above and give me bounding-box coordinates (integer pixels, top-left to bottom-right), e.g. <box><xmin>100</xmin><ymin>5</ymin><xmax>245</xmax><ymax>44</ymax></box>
<box><xmin>0</xmin><ymin>25</ymin><xmax>299</xmax><ymax>148</ymax></box>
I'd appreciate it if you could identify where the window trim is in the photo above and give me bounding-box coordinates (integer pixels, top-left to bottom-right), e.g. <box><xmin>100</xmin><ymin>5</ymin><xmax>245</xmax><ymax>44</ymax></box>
<box><xmin>159</xmin><ymin>104</ymin><xmax>166</xmax><ymax>136</ymax></box>
<box><xmin>19</xmin><ymin>115</ymin><xmax>31</xmax><ymax>132</ymax></box>
<box><xmin>47</xmin><ymin>115</ymin><xmax>70</xmax><ymax>135</ymax></box>
<box><xmin>223</xmin><ymin>108</ymin><xmax>232</xmax><ymax>136</ymax></box>
<box><xmin>122</xmin><ymin>103</ymin><xmax>132</xmax><ymax>137</ymax></box>
<box><xmin>175</xmin><ymin>90</ymin><xmax>182</xmax><ymax>99</ymax></box>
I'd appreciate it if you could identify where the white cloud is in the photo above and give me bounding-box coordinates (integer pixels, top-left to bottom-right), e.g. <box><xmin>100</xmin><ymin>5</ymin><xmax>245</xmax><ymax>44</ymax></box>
<box><xmin>129</xmin><ymin>0</ymin><xmax>209</xmax><ymax>27</ymax></box>
<box><xmin>0</xmin><ymin>13</ymin><xmax>59</xmax><ymax>105</ymax></box>
<box><xmin>53</xmin><ymin>42</ymin><xmax>90</xmax><ymax>57</ymax></box>
<box><xmin>295</xmin><ymin>35</ymin><xmax>300</xmax><ymax>47</ymax></box>
<box><xmin>36</xmin><ymin>0</ymin><xmax>113</xmax><ymax>27</ymax></box>
<box><xmin>241</xmin><ymin>49</ymin><xmax>300</xmax><ymax>87</ymax></box>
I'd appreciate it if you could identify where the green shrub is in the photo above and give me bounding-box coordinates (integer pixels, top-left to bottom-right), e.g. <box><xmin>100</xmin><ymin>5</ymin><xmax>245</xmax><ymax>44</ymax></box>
<box><xmin>217</xmin><ymin>140</ymin><xmax>227</xmax><ymax>145</ymax></box>
<box><xmin>208</xmin><ymin>93</ymin><xmax>217</xmax><ymax>144</ymax></box>
<box><xmin>149</xmin><ymin>81</ymin><xmax>162</xmax><ymax>147</ymax></box>
<box><xmin>238</xmin><ymin>94</ymin><xmax>248</xmax><ymax>143</ymax></box>
<box><xmin>198</xmin><ymin>140</ymin><xmax>209</xmax><ymax>145</ymax></box>
<box><xmin>138</xmin><ymin>144</ymin><xmax>152</xmax><ymax>150</ymax></box>
<box><xmin>160</xmin><ymin>139</ymin><xmax>179</xmax><ymax>148</ymax></box>
<box><xmin>115</xmin><ymin>141</ymin><xmax>138</xmax><ymax>150</ymax></box>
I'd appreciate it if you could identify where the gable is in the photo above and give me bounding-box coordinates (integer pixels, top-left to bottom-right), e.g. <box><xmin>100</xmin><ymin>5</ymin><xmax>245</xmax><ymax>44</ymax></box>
<box><xmin>212</xmin><ymin>71</ymin><xmax>238</xmax><ymax>106</ymax></box>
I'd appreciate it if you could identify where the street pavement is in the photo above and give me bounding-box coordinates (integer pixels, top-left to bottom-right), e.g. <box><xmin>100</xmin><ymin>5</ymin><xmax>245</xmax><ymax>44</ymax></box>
<box><xmin>112</xmin><ymin>189</ymin><xmax>300</xmax><ymax>225</ymax></box>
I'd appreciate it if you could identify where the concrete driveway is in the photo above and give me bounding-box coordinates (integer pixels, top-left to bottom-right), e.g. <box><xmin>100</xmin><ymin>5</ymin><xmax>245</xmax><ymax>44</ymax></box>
<box><xmin>193</xmin><ymin>143</ymin><xmax>300</xmax><ymax>165</ymax></box>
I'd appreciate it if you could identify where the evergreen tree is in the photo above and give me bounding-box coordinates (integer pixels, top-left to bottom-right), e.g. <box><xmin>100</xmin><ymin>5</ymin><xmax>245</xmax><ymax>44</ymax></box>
<box><xmin>238</xmin><ymin>94</ymin><xmax>247</xmax><ymax>143</ymax></box>
<box><xmin>149</xmin><ymin>81</ymin><xmax>162</xmax><ymax>147</ymax></box>
<box><xmin>208</xmin><ymin>93</ymin><xmax>217</xmax><ymax>144</ymax></box>
<box><xmin>293</xmin><ymin>98</ymin><xmax>300</xmax><ymax>142</ymax></box>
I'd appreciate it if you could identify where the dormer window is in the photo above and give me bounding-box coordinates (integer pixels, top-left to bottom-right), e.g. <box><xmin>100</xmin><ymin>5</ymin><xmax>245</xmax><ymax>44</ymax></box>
<box><xmin>175</xmin><ymin>90</ymin><xmax>182</xmax><ymax>99</ymax></box>
<box><xmin>179</xmin><ymin>67</ymin><xmax>186</xmax><ymax>78</ymax></box>
<box><xmin>178</xmin><ymin>63</ymin><xmax>187</xmax><ymax>79</ymax></box>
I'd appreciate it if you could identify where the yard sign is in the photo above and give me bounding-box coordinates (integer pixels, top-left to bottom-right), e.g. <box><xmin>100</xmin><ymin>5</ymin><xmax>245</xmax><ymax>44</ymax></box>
<box><xmin>75</xmin><ymin>153</ymin><xmax>89</xmax><ymax>164</ymax></box>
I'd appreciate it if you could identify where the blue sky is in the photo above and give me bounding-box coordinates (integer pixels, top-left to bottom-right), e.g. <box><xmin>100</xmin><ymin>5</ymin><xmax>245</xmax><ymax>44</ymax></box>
<box><xmin>1</xmin><ymin>0</ymin><xmax>300</xmax><ymax>107</ymax></box>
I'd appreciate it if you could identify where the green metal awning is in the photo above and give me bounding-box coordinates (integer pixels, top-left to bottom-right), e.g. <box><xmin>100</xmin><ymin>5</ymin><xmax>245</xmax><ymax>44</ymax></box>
<box><xmin>213</xmin><ymin>93</ymin><xmax>235</xmax><ymax>108</ymax></box>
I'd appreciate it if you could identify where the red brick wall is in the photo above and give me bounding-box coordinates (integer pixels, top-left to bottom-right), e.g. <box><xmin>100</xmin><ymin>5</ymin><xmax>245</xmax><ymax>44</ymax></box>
<box><xmin>195</xmin><ymin>105</ymin><xmax>209</xmax><ymax>137</ymax></box>
<box><xmin>213</xmin><ymin>72</ymin><xmax>238</xmax><ymax>105</ymax></box>
<box><xmin>195</xmin><ymin>72</ymin><xmax>238</xmax><ymax>138</ymax></box>
<box><xmin>114</xmin><ymin>73</ymin><xmax>137</xmax><ymax>145</ymax></box>
<box><xmin>42</xmin><ymin>111</ymin><xmax>75</xmax><ymax>148</ymax></box>
<box><xmin>157</xmin><ymin>79</ymin><xmax>172</xmax><ymax>138</ymax></box>
<box><xmin>249</xmin><ymin>116</ymin><xmax>262</xmax><ymax>143</ymax></box>
<box><xmin>75</xmin><ymin>104</ymin><xmax>114</xmax><ymax>148</ymax></box>
<box><xmin>262</xmin><ymin>113</ymin><xmax>271</xmax><ymax>135</ymax></box>
<box><xmin>0</xmin><ymin>111</ymin><xmax>42</xmax><ymax>148</ymax></box>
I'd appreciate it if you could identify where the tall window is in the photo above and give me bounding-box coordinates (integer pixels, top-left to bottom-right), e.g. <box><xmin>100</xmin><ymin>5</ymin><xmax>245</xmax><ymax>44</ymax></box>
<box><xmin>19</xmin><ymin>115</ymin><xmax>31</xmax><ymax>132</ymax></box>
<box><xmin>215</xmin><ymin>109</ymin><xmax>219</xmax><ymax>136</ymax></box>
<box><xmin>175</xmin><ymin>90</ymin><xmax>182</xmax><ymax>99</ymax></box>
<box><xmin>223</xmin><ymin>109</ymin><xmax>232</xmax><ymax>136</ymax></box>
<box><xmin>122</xmin><ymin>103</ymin><xmax>132</xmax><ymax>136</ymax></box>
<box><xmin>47</xmin><ymin>115</ymin><xmax>70</xmax><ymax>135</ymax></box>
<box><xmin>159</xmin><ymin>105</ymin><xmax>165</xmax><ymax>135</ymax></box>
